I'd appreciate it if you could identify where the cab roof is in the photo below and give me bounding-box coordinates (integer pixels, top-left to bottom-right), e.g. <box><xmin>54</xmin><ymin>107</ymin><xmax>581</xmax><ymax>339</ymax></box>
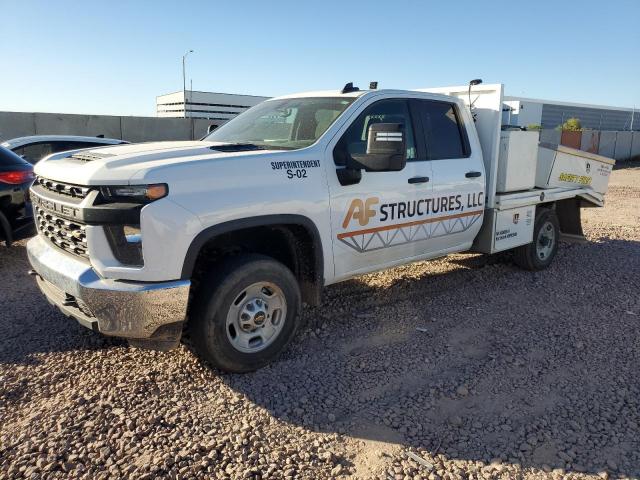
<box><xmin>270</xmin><ymin>88</ymin><xmax>463</xmax><ymax>105</ymax></box>
<box><xmin>272</xmin><ymin>89</ymin><xmax>368</xmax><ymax>100</ymax></box>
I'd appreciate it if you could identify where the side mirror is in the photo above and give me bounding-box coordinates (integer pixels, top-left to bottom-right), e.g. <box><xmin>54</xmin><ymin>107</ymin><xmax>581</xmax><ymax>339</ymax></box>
<box><xmin>350</xmin><ymin>123</ymin><xmax>407</xmax><ymax>172</ymax></box>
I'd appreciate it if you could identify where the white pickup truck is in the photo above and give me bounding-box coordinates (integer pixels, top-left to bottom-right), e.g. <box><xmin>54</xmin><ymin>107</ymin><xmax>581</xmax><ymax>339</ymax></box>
<box><xmin>27</xmin><ymin>81</ymin><xmax>614</xmax><ymax>372</ymax></box>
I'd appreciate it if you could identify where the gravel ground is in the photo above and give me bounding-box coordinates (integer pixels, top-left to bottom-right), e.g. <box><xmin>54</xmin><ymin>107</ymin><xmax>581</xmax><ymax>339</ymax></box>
<box><xmin>1</xmin><ymin>165</ymin><xmax>639</xmax><ymax>480</ymax></box>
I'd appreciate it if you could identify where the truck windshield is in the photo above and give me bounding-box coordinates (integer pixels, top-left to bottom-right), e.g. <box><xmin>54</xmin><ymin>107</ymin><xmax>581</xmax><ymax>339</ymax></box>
<box><xmin>203</xmin><ymin>97</ymin><xmax>355</xmax><ymax>150</ymax></box>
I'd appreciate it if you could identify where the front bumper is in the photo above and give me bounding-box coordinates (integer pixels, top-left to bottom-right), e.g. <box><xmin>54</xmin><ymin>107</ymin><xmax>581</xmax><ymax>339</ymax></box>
<box><xmin>27</xmin><ymin>235</ymin><xmax>190</xmax><ymax>348</ymax></box>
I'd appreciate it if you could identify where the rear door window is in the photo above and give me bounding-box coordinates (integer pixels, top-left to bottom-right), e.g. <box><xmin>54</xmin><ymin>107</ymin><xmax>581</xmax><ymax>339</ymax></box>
<box><xmin>415</xmin><ymin>100</ymin><xmax>469</xmax><ymax>160</ymax></box>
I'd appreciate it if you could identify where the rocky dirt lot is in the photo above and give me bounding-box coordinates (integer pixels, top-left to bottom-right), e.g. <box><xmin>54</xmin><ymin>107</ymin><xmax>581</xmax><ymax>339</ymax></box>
<box><xmin>1</xmin><ymin>165</ymin><xmax>639</xmax><ymax>480</ymax></box>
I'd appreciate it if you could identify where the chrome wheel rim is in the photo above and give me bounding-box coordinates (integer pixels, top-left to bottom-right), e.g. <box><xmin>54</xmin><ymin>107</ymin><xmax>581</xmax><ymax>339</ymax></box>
<box><xmin>536</xmin><ymin>220</ymin><xmax>555</xmax><ymax>261</ymax></box>
<box><xmin>225</xmin><ymin>282</ymin><xmax>287</xmax><ymax>353</ymax></box>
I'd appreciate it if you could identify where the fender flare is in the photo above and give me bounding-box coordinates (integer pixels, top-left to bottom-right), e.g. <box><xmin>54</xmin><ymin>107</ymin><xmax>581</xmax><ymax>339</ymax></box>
<box><xmin>180</xmin><ymin>214</ymin><xmax>324</xmax><ymax>287</ymax></box>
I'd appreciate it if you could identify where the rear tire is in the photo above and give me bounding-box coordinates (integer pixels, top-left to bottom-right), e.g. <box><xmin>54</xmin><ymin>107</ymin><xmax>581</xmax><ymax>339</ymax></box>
<box><xmin>190</xmin><ymin>254</ymin><xmax>301</xmax><ymax>373</ymax></box>
<box><xmin>513</xmin><ymin>208</ymin><xmax>560</xmax><ymax>271</ymax></box>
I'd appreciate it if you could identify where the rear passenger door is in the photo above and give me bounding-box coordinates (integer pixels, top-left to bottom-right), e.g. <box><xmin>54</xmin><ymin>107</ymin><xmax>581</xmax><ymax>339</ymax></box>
<box><xmin>411</xmin><ymin>99</ymin><xmax>485</xmax><ymax>253</ymax></box>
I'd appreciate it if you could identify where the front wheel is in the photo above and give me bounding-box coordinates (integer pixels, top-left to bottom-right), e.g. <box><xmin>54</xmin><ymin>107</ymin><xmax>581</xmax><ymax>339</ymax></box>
<box><xmin>513</xmin><ymin>208</ymin><xmax>560</xmax><ymax>271</ymax></box>
<box><xmin>190</xmin><ymin>254</ymin><xmax>301</xmax><ymax>372</ymax></box>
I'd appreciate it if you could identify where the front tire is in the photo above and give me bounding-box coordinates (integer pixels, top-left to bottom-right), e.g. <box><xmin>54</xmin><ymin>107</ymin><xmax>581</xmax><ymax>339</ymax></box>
<box><xmin>190</xmin><ymin>254</ymin><xmax>301</xmax><ymax>373</ymax></box>
<box><xmin>513</xmin><ymin>208</ymin><xmax>560</xmax><ymax>271</ymax></box>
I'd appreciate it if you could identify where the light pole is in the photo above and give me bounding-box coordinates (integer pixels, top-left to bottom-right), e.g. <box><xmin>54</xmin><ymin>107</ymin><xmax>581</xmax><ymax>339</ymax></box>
<box><xmin>182</xmin><ymin>49</ymin><xmax>193</xmax><ymax>118</ymax></box>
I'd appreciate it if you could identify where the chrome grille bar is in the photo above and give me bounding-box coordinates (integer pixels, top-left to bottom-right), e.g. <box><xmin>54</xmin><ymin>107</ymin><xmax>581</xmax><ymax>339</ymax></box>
<box><xmin>35</xmin><ymin>176</ymin><xmax>90</xmax><ymax>199</ymax></box>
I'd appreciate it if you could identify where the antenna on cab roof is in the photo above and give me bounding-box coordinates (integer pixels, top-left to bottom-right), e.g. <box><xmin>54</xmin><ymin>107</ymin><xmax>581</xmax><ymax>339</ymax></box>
<box><xmin>341</xmin><ymin>82</ymin><xmax>360</xmax><ymax>94</ymax></box>
<box><xmin>369</xmin><ymin>81</ymin><xmax>378</xmax><ymax>90</ymax></box>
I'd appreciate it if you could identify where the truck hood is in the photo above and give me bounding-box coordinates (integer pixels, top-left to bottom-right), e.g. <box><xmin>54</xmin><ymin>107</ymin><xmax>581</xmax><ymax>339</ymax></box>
<box><xmin>34</xmin><ymin>141</ymin><xmax>273</xmax><ymax>185</ymax></box>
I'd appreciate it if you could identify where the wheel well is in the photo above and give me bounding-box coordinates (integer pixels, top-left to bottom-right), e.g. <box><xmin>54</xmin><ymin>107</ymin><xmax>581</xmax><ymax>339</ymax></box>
<box><xmin>188</xmin><ymin>223</ymin><xmax>323</xmax><ymax>307</ymax></box>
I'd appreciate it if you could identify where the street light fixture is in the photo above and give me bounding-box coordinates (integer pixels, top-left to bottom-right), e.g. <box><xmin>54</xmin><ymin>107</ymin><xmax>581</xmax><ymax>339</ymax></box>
<box><xmin>182</xmin><ymin>50</ymin><xmax>194</xmax><ymax>118</ymax></box>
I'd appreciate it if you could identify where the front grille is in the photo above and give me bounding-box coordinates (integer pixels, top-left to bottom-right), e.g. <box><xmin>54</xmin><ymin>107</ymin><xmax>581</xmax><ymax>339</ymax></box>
<box><xmin>35</xmin><ymin>206</ymin><xmax>88</xmax><ymax>258</ymax></box>
<box><xmin>35</xmin><ymin>176</ymin><xmax>90</xmax><ymax>199</ymax></box>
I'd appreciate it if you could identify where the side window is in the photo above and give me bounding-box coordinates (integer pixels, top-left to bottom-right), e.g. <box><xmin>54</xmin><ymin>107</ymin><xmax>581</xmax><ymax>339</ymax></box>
<box><xmin>334</xmin><ymin>99</ymin><xmax>416</xmax><ymax>166</ymax></box>
<box><xmin>19</xmin><ymin>143</ymin><xmax>52</xmax><ymax>164</ymax></box>
<box><xmin>64</xmin><ymin>142</ymin><xmax>102</xmax><ymax>150</ymax></box>
<box><xmin>50</xmin><ymin>141</ymin><xmax>82</xmax><ymax>154</ymax></box>
<box><xmin>417</xmin><ymin>100</ymin><xmax>469</xmax><ymax>160</ymax></box>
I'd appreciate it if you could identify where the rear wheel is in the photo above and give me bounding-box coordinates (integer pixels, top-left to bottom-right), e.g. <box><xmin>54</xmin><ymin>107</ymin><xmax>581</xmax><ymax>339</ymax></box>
<box><xmin>513</xmin><ymin>208</ymin><xmax>560</xmax><ymax>271</ymax></box>
<box><xmin>190</xmin><ymin>254</ymin><xmax>301</xmax><ymax>372</ymax></box>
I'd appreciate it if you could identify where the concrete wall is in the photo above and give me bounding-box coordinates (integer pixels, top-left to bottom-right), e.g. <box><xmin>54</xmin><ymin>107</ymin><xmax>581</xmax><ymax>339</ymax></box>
<box><xmin>614</xmin><ymin>132</ymin><xmax>633</xmax><ymax>161</ymax></box>
<box><xmin>598</xmin><ymin>131</ymin><xmax>617</xmax><ymax>158</ymax></box>
<box><xmin>119</xmin><ymin>116</ymin><xmax>191</xmax><ymax>143</ymax></box>
<box><xmin>0</xmin><ymin>111</ymin><xmax>219</xmax><ymax>143</ymax></box>
<box><xmin>540</xmin><ymin>128</ymin><xmax>561</xmax><ymax>145</ymax></box>
<box><xmin>631</xmin><ymin>132</ymin><xmax>640</xmax><ymax>159</ymax></box>
<box><xmin>580</xmin><ymin>130</ymin><xmax>600</xmax><ymax>153</ymax></box>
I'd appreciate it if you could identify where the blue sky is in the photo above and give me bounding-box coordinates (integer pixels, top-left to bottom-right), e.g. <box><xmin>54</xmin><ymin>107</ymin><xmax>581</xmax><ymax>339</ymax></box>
<box><xmin>1</xmin><ymin>0</ymin><xmax>639</xmax><ymax>116</ymax></box>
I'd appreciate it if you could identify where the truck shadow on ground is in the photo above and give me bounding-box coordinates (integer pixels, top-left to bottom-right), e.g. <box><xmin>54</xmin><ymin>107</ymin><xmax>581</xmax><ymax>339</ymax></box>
<box><xmin>220</xmin><ymin>237</ymin><xmax>640</xmax><ymax>478</ymax></box>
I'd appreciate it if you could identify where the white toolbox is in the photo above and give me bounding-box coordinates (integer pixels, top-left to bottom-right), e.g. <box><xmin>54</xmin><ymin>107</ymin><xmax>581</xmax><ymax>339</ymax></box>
<box><xmin>536</xmin><ymin>144</ymin><xmax>615</xmax><ymax>195</ymax></box>
<box><xmin>496</xmin><ymin>130</ymin><xmax>538</xmax><ymax>193</ymax></box>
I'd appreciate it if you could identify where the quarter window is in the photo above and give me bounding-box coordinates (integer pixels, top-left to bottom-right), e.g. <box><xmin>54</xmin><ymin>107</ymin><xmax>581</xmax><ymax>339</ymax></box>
<box><xmin>334</xmin><ymin>99</ymin><xmax>416</xmax><ymax>166</ymax></box>
<box><xmin>416</xmin><ymin>101</ymin><xmax>469</xmax><ymax>160</ymax></box>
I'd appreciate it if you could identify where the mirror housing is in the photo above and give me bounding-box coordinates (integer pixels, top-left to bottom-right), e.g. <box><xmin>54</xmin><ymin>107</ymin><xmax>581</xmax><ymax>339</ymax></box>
<box><xmin>350</xmin><ymin>123</ymin><xmax>407</xmax><ymax>172</ymax></box>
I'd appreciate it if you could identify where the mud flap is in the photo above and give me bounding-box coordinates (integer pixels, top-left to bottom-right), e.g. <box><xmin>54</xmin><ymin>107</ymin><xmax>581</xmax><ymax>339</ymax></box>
<box><xmin>556</xmin><ymin>197</ymin><xmax>586</xmax><ymax>243</ymax></box>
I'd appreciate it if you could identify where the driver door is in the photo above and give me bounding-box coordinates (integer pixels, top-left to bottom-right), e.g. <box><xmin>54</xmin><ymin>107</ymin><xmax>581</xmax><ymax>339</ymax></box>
<box><xmin>326</xmin><ymin>97</ymin><xmax>433</xmax><ymax>280</ymax></box>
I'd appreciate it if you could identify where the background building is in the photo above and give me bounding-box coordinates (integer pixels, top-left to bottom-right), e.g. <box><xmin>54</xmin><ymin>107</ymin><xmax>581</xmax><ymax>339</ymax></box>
<box><xmin>502</xmin><ymin>96</ymin><xmax>640</xmax><ymax>161</ymax></box>
<box><xmin>503</xmin><ymin>96</ymin><xmax>638</xmax><ymax>131</ymax></box>
<box><xmin>156</xmin><ymin>91</ymin><xmax>269</xmax><ymax>127</ymax></box>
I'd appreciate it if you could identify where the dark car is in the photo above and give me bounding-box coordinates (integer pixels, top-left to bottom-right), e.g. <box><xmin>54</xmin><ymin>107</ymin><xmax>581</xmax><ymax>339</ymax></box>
<box><xmin>1</xmin><ymin>135</ymin><xmax>128</xmax><ymax>164</ymax></box>
<box><xmin>0</xmin><ymin>146</ymin><xmax>34</xmax><ymax>246</ymax></box>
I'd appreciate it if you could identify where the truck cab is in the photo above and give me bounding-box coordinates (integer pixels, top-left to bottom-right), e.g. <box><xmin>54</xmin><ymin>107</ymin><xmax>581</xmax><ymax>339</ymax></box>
<box><xmin>27</xmin><ymin>82</ymin><xmax>612</xmax><ymax>372</ymax></box>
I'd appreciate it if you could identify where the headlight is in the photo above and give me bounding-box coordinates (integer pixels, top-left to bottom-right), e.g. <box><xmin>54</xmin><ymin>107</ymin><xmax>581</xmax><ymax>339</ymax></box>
<box><xmin>100</xmin><ymin>184</ymin><xmax>168</xmax><ymax>203</ymax></box>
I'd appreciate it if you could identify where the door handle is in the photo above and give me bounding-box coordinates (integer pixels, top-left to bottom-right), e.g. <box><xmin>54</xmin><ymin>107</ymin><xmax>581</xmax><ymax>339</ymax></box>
<box><xmin>465</xmin><ymin>171</ymin><xmax>482</xmax><ymax>178</ymax></box>
<box><xmin>408</xmin><ymin>176</ymin><xmax>429</xmax><ymax>184</ymax></box>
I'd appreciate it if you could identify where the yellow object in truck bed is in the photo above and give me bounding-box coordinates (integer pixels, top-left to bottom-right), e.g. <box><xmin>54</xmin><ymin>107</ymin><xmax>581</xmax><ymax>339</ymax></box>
<box><xmin>536</xmin><ymin>143</ymin><xmax>615</xmax><ymax>195</ymax></box>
